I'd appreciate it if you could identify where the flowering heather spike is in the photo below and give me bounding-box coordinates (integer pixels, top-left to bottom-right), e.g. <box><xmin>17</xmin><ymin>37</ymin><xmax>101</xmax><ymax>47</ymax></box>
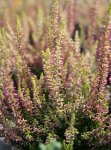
<box><xmin>88</xmin><ymin>0</ymin><xmax>98</xmax><ymax>47</ymax></box>
<box><xmin>31</xmin><ymin>75</ymin><xmax>42</xmax><ymax>110</ymax></box>
<box><xmin>65</xmin><ymin>97</ymin><xmax>78</xmax><ymax>149</ymax></box>
<box><xmin>42</xmin><ymin>0</ymin><xmax>65</xmax><ymax>114</ymax></box>
<box><xmin>0</xmin><ymin>28</ymin><xmax>12</xmax><ymax>88</ymax></box>
<box><xmin>52</xmin><ymin>22</ymin><xmax>64</xmax><ymax>83</ymax></box>
<box><xmin>42</xmin><ymin>48</ymin><xmax>63</xmax><ymax>113</ymax></box>
<box><xmin>96</xmin><ymin>32</ymin><xmax>105</xmax><ymax>63</ymax></box>
<box><xmin>107</xmin><ymin>10</ymin><xmax>111</xmax><ymax>84</ymax></box>
<box><xmin>74</xmin><ymin>30</ymin><xmax>80</xmax><ymax>53</ymax></box>
<box><xmin>68</xmin><ymin>0</ymin><xmax>76</xmax><ymax>36</ymax></box>
<box><xmin>96</xmin><ymin>16</ymin><xmax>111</xmax><ymax>86</ymax></box>
<box><xmin>15</xmin><ymin>56</ymin><xmax>33</xmax><ymax>114</ymax></box>
<box><xmin>48</xmin><ymin>0</ymin><xmax>59</xmax><ymax>48</ymax></box>
<box><xmin>86</xmin><ymin>17</ymin><xmax>110</xmax><ymax>119</ymax></box>
<box><xmin>36</xmin><ymin>7</ymin><xmax>44</xmax><ymax>41</ymax></box>
<box><xmin>15</xmin><ymin>16</ymin><xmax>24</xmax><ymax>54</ymax></box>
<box><xmin>42</xmin><ymin>48</ymin><xmax>53</xmax><ymax>91</ymax></box>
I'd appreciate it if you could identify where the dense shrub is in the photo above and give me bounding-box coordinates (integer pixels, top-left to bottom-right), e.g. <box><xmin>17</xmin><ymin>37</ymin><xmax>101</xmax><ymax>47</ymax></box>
<box><xmin>0</xmin><ymin>0</ymin><xmax>111</xmax><ymax>150</ymax></box>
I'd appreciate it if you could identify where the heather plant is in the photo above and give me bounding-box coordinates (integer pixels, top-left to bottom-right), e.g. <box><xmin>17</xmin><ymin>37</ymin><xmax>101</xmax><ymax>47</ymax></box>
<box><xmin>0</xmin><ymin>0</ymin><xmax>111</xmax><ymax>150</ymax></box>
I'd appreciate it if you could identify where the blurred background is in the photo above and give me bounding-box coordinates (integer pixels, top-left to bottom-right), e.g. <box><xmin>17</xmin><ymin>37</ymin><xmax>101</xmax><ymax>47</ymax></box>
<box><xmin>0</xmin><ymin>0</ymin><xmax>109</xmax><ymax>67</ymax></box>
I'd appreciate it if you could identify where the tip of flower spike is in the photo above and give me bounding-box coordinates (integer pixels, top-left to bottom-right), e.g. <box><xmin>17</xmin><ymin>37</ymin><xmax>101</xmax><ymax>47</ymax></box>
<box><xmin>42</xmin><ymin>48</ymin><xmax>51</xmax><ymax>60</ymax></box>
<box><xmin>54</xmin><ymin>0</ymin><xmax>59</xmax><ymax>4</ymax></box>
<box><xmin>1</xmin><ymin>28</ymin><xmax>6</xmax><ymax>41</ymax></box>
<box><xmin>16</xmin><ymin>15</ymin><xmax>22</xmax><ymax>29</ymax></box>
<box><xmin>74</xmin><ymin>30</ymin><xmax>80</xmax><ymax>52</ymax></box>
<box><xmin>0</xmin><ymin>28</ymin><xmax>6</xmax><ymax>47</ymax></box>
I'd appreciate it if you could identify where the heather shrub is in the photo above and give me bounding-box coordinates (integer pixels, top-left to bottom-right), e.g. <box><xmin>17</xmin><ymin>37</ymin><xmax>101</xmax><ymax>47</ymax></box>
<box><xmin>0</xmin><ymin>0</ymin><xmax>111</xmax><ymax>150</ymax></box>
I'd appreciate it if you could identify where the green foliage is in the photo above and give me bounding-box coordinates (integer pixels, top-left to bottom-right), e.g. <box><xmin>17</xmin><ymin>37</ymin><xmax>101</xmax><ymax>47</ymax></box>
<box><xmin>39</xmin><ymin>140</ymin><xmax>62</xmax><ymax>150</ymax></box>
